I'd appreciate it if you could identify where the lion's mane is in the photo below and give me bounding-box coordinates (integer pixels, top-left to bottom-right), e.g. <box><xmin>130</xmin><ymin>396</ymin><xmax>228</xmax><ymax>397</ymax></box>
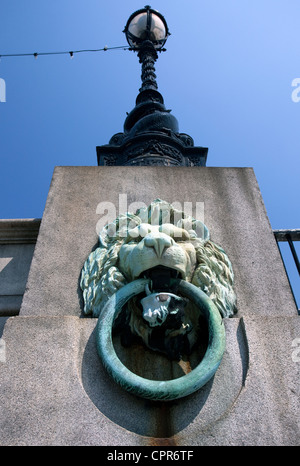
<box><xmin>80</xmin><ymin>200</ymin><xmax>237</xmax><ymax>320</ymax></box>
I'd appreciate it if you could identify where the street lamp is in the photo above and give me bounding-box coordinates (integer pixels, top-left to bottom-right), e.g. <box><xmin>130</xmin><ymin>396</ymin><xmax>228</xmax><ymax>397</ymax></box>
<box><xmin>96</xmin><ymin>6</ymin><xmax>208</xmax><ymax>167</ymax></box>
<box><xmin>123</xmin><ymin>5</ymin><xmax>170</xmax><ymax>51</ymax></box>
<box><xmin>123</xmin><ymin>5</ymin><xmax>170</xmax><ymax>99</ymax></box>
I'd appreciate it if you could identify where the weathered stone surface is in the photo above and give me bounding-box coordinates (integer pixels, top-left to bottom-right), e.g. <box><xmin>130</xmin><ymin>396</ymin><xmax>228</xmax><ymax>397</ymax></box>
<box><xmin>0</xmin><ymin>315</ymin><xmax>298</xmax><ymax>445</ymax></box>
<box><xmin>0</xmin><ymin>243</ymin><xmax>36</xmax><ymax>316</ymax></box>
<box><xmin>175</xmin><ymin>315</ymin><xmax>300</xmax><ymax>446</ymax></box>
<box><xmin>20</xmin><ymin>167</ymin><xmax>297</xmax><ymax>318</ymax></box>
<box><xmin>0</xmin><ymin>166</ymin><xmax>298</xmax><ymax>446</ymax></box>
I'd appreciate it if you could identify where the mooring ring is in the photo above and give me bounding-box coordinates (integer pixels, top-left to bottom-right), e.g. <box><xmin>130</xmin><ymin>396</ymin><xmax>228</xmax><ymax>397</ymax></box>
<box><xmin>96</xmin><ymin>278</ymin><xmax>226</xmax><ymax>401</ymax></box>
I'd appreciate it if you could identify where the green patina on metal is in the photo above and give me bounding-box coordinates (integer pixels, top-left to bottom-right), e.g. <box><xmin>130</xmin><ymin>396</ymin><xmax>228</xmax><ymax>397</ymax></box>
<box><xmin>81</xmin><ymin>199</ymin><xmax>237</xmax><ymax>400</ymax></box>
<box><xmin>96</xmin><ymin>278</ymin><xmax>226</xmax><ymax>401</ymax></box>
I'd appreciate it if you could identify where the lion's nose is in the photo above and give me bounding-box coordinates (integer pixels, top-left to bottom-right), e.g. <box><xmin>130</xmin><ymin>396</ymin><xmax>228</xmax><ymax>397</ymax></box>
<box><xmin>144</xmin><ymin>233</ymin><xmax>174</xmax><ymax>258</ymax></box>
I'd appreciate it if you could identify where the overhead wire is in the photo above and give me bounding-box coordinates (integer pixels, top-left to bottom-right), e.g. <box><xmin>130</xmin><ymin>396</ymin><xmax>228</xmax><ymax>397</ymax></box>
<box><xmin>0</xmin><ymin>45</ymin><xmax>129</xmax><ymax>60</ymax></box>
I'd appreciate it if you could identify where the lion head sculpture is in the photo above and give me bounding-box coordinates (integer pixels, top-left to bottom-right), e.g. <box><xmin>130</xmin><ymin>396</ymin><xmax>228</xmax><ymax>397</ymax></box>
<box><xmin>80</xmin><ymin>199</ymin><xmax>237</xmax><ymax>362</ymax></box>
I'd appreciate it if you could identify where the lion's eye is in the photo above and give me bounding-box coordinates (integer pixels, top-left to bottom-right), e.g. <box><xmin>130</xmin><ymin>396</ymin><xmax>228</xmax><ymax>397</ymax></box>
<box><xmin>125</xmin><ymin>234</ymin><xmax>141</xmax><ymax>244</ymax></box>
<box><xmin>159</xmin><ymin>224</ymin><xmax>190</xmax><ymax>241</ymax></box>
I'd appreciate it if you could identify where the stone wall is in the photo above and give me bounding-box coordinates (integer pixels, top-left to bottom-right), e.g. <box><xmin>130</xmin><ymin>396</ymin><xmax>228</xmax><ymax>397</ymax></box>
<box><xmin>0</xmin><ymin>219</ymin><xmax>40</xmax><ymax>343</ymax></box>
<box><xmin>0</xmin><ymin>167</ymin><xmax>298</xmax><ymax>446</ymax></box>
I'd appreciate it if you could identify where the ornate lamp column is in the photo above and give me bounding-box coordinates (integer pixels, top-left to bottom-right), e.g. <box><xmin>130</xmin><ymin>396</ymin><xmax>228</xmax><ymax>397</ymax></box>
<box><xmin>124</xmin><ymin>5</ymin><xmax>168</xmax><ymax>102</ymax></box>
<box><xmin>97</xmin><ymin>6</ymin><xmax>208</xmax><ymax>167</ymax></box>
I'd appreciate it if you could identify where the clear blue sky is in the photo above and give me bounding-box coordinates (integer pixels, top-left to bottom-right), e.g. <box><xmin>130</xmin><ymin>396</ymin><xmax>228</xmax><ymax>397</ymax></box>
<box><xmin>0</xmin><ymin>1</ymin><xmax>299</xmax><ymax>304</ymax></box>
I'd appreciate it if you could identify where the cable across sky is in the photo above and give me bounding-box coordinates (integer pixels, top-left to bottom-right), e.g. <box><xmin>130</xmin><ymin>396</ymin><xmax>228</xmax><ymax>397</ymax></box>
<box><xmin>0</xmin><ymin>45</ymin><xmax>129</xmax><ymax>59</ymax></box>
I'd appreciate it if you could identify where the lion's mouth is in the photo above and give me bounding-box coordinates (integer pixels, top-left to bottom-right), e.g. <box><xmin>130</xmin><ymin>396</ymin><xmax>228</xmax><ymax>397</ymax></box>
<box><xmin>140</xmin><ymin>265</ymin><xmax>183</xmax><ymax>294</ymax></box>
<box><xmin>138</xmin><ymin>266</ymin><xmax>188</xmax><ymax>331</ymax></box>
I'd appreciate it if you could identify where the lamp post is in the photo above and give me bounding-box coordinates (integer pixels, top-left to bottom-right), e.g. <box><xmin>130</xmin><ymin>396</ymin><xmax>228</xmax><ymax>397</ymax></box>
<box><xmin>96</xmin><ymin>6</ymin><xmax>208</xmax><ymax>167</ymax></box>
<box><xmin>123</xmin><ymin>5</ymin><xmax>169</xmax><ymax>100</ymax></box>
